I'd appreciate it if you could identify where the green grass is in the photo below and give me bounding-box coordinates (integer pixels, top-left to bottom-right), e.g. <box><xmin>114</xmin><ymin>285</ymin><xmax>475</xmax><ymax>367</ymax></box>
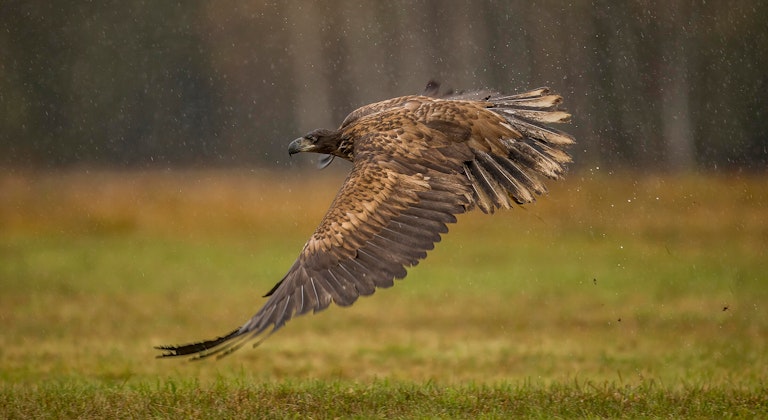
<box><xmin>2</xmin><ymin>379</ymin><xmax>765</xmax><ymax>418</ymax></box>
<box><xmin>1</xmin><ymin>169</ymin><xmax>766</xmax><ymax>417</ymax></box>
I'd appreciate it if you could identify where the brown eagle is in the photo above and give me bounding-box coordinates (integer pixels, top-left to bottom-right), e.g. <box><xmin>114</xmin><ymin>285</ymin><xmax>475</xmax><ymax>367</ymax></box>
<box><xmin>156</xmin><ymin>83</ymin><xmax>575</xmax><ymax>359</ymax></box>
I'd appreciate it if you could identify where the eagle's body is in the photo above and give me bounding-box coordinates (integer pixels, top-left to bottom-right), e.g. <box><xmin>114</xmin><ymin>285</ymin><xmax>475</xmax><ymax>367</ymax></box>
<box><xmin>157</xmin><ymin>84</ymin><xmax>575</xmax><ymax>359</ymax></box>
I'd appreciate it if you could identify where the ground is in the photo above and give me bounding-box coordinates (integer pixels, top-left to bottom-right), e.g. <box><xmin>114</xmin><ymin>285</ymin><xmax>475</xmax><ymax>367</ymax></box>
<box><xmin>1</xmin><ymin>169</ymin><xmax>766</xmax><ymax>417</ymax></box>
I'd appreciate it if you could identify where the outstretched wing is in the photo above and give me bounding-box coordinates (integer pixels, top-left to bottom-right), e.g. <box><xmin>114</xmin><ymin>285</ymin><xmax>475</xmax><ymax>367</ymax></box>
<box><xmin>156</xmin><ymin>87</ymin><xmax>573</xmax><ymax>359</ymax></box>
<box><xmin>156</xmin><ymin>123</ymin><xmax>475</xmax><ymax>359</ymax></box>
<box><xmin>456</xmin><ymin>87</ymin><xmax>575</xmax><ymax>212</ymax></box>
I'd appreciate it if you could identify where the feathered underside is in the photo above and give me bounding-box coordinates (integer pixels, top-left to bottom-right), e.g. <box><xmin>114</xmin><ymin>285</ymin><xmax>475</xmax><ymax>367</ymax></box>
<box><xmin>156</xmin><ymin>83</ymin><xmax>574</xmax><ymax>360</ymax></box>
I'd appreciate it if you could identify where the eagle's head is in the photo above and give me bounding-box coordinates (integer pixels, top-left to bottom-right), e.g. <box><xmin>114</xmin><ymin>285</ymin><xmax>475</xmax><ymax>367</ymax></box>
<box><xmin>289</xmin><ymin>128</ymin><xmax>350</xmax><ymax>167</ymax></box>
<box><xmin>288</xmin><ymin>128</ymin><xmax>343</xmax><ymax>155</ymax></box>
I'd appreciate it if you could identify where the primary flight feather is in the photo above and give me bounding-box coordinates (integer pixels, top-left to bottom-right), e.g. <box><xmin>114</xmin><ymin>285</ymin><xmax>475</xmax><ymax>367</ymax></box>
<box><xmin>156</xmin><ymin>82</ymin><xmax>575</xmax><ymax>359</ymax></box>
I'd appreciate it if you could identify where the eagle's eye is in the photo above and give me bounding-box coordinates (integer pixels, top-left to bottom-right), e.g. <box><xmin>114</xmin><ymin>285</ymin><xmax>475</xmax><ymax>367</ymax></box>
<box><xmin>306</xmin><ymin>134</ymin><xmax>317</xmax><ymax>143</ymax></box>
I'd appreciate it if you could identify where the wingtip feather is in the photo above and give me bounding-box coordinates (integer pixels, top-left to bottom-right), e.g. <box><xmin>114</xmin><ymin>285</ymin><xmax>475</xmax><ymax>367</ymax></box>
<box><xmin>154</xmin><ymin>327</ymin><xmax>243</xmax><ymax>359</ymax></box>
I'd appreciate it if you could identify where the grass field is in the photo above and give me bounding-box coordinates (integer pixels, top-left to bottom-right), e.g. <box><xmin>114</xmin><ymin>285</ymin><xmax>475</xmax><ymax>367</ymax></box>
<box><xmin>1</xmin><ymin>168</ymin><xmax>766</xmax><ymax>417</ymax></box>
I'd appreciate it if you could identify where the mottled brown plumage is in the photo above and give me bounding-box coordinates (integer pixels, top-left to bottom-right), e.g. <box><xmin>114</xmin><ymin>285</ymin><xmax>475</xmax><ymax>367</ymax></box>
<box><xmin>156</xmin><ymin>83</ymin><xmax>575</xmax><ymax>359</ymax></box>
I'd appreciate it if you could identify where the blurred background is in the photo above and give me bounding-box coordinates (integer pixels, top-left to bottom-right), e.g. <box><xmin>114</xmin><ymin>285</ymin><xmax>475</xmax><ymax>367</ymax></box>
<box><xmin>1</xmin><ymin>0</ymin><xmax>766</xmax><ymax>171</ymax></box>
<box><xmin>1</xmin><ymin>1</ymin><xmax>767</xmax><ymax>392</ymax></box>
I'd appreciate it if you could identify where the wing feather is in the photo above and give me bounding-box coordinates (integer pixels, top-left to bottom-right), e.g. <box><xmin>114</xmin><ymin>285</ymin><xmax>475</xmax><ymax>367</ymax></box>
<box><xmin>324</xmin><ymin>268</ymin><xmax>358</xmax><ymax>306</ymax></box>
<box><xmin>466</xmin><ymin>159</ymin><xmax>512</xmax><ymax>210</ymax></box>
<box><xmin>506</xmin><ymin>118</ymin><xmax>576</xmax><ymax>146</ymax></box>
<box><xmin>376</xmin><ymin>225</ymin><xmax>434</xmax><ymax>251</ymax></box>
<box><xmin>342</xmin><ymin>258</ymin><xmax>377</xmax><ymax>295</ymax></box>
<box><xmin>494</xmin><ymin>154</ymin><xmax>548</xmax><ymax>196</ymax></box>
<box><xmin>475</xmin><ymin>151</ymin><xmax>534</xmax><ymax>204</ymax></box>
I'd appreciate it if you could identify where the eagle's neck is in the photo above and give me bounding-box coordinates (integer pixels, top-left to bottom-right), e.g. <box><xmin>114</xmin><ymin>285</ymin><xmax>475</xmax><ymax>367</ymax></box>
<box><xmin>335</xmin><ymin>136</ymin><xmax>354</xmax><ymax>161</ymax></box>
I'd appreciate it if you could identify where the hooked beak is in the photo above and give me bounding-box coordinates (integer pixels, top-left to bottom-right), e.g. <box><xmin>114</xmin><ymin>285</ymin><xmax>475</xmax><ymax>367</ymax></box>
<box><xmin>288</xmin><ymin>136</ymin><xmax>314</xmax><ymax>156</ymax></box>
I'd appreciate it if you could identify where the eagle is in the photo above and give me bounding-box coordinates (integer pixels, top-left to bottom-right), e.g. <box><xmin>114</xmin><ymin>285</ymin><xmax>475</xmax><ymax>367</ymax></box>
<box><xmin>156</xmin><ymin>82</ymin><xmax>575</xmax><ymax>359</ymax></box>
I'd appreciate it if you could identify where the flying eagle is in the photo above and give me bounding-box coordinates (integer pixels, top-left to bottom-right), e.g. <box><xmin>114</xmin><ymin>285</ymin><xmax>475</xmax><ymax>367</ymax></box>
<box><xmin>156</xmin><ymin>82</ymin><xmax>575</xmax><ymax>359</ymax></box>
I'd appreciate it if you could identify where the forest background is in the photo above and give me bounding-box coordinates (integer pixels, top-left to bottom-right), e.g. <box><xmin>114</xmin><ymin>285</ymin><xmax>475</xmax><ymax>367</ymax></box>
<box><xmin>2</xmin><ymin>0</ymin><xmax>766</xmax><ymax>171</ymax></box>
